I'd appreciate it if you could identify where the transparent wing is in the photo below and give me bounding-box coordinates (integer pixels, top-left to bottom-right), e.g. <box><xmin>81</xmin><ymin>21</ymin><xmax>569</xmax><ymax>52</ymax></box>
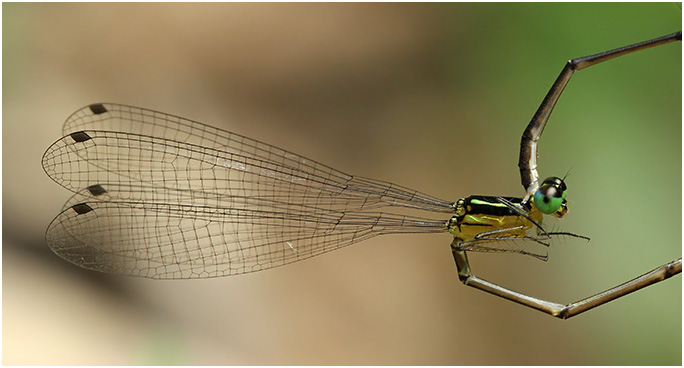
<box><xmin>42</xmin><ymin>104</ymin><xmax>454</xmax><ymax>278</ymax></box>
<box><xmin>42</xmin><ymin>130</ymin><xmax>454</xmax><ymax>214</ymax></box>
<box><xmin>53</xmin><ymin>103</ymin><xmax>455</xmax><ymax>213</ymax></box>
<box><xmin>46</xmin><ymin>200</ymin><xmax>446</xmax><ymax>279</ymax></box>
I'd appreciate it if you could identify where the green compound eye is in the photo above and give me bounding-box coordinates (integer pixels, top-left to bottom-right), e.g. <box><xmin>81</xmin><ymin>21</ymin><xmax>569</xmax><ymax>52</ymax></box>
<box><xmin>533</xmin><ymin>177</ymin><xmax>567</xmax><ymax>215</ymax></box>
<box><xmin>533</xmin><ymin>189</ymin><xmax>563</xmax><ymax>214</ymax></box>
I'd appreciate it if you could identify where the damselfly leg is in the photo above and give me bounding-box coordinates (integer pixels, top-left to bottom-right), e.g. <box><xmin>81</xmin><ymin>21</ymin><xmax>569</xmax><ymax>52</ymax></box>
<box><xmin>452</xmin><ymin>31</ymin><xmax>682</xmax><ymax>318</ymax></box>
<box><xmin>519</xmin><ymin>31</ymin><xmax>682</xmax><ymax>200</ymax></box>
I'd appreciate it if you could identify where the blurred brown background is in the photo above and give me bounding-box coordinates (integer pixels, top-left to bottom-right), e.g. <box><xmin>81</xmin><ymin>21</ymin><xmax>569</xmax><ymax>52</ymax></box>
<box><xmin>3</xmin><ymin>3</ymin><xmax>681</xmax><ymax>365</ymax></box>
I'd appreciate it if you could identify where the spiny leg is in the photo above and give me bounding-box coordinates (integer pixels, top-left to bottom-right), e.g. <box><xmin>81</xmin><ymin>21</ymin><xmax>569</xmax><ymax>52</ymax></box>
<box><xmin>495</xmin><ymin>196</ymin><xmax>548</xmax><ymax>236</ymax></box>
<box><xmin>451</xmin><ymin>241</ymin><xmax>682</xmax><ymax>319</ymax></box>
<box><xmin>461</xmin><ymin>227</ymin><xmax>550</xmax><ymax>260</ymax></box>
<box><xmin>473</xmin><ymin>197</ymin><xmax>589</xmax><ymax>245</ymax></box>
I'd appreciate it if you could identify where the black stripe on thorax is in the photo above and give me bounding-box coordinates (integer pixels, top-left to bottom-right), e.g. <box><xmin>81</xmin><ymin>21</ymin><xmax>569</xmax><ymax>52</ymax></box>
<box><xmin>463</xmin><ymin>196</ymin><xmax>526</xmax><ymax>217</ymax></box>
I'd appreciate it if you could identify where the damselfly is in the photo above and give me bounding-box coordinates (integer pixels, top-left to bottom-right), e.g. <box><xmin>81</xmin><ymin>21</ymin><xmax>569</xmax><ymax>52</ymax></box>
<box><xmin>42</xmin><ymin>31</ymin><xmax>682</xmax><ymax>319</ymax></box>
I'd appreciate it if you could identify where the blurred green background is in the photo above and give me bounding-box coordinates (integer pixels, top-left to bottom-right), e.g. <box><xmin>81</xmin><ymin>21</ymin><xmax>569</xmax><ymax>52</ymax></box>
<box><xmin>3</xmin><ymin>3</ymin><xmax>681</xmax><ymax>365</ymax></box>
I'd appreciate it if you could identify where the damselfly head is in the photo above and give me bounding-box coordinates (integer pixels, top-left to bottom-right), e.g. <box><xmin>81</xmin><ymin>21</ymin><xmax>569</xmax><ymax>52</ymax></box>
<box><xmin>533</xmin><ymin>176</ymin><xmax>568</xmax><ymax>218</ymax></box>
